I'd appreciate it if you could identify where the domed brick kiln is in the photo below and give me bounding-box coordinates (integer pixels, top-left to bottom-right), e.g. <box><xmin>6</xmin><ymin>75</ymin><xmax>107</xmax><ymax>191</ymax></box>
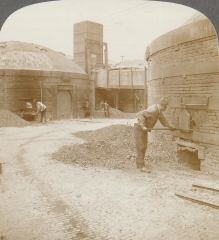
<box><xmin>146</xmin><ymin>13</ymin><xmax>219</xmax><ymax>175</ymax></box>
<box><xmin>0</xmin><ymin>41</ymin><xmax>94</xmax><ymax>120</ymax></box>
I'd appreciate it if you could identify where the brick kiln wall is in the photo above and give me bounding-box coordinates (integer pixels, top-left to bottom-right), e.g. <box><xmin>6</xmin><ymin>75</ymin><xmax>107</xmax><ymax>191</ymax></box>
<box><xmin>147</xmin><ymin>20</ymin><xmax>219</xmax><ymax>175</ymax></box>
<box><xmin>0</xmin><ymin>70</ymin><xmax>94</xmax><ymax>120</ymax></box>
<box><xmin>148</xmin><ymin>36</ymin><xmax>218</xmax><ymax>70</ymax></box>
<box><xmin>148</xmin><ymin>73</ymin><xmax>219</xmax><ymax>135</ymax></box>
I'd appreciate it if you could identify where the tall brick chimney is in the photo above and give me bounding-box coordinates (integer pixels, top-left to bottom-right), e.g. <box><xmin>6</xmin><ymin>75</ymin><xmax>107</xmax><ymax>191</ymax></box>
<box><xmin>74</xmin><ymin>21</ymin><xmax>104</xmax><ymax>74</ymax></box>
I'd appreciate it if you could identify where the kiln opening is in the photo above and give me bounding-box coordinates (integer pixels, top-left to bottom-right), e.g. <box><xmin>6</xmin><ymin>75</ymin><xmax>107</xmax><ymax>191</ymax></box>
<box><xmin>177</xmin><ymin>149</ymin><xmax>200</xmax><ymax>171</ymax></box>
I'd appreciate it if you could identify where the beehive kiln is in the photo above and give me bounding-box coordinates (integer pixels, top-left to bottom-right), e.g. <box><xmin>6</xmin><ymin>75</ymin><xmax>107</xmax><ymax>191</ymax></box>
<box><xmin>0</xmin><ymin>41</ymin><xmax>94</xmax><ymax>120</ymax></box>
<box><xmin>146</xmin><ymin>12</ymin><xmax>219</xmax><ymax>175</ymax></box>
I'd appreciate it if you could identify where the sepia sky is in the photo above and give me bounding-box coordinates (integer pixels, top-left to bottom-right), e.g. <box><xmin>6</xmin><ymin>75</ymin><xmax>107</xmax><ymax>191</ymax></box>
<box><xmin>0</xmin><ymin>0</ymin><xmax>198</xmax><ymax>62</ymax></box>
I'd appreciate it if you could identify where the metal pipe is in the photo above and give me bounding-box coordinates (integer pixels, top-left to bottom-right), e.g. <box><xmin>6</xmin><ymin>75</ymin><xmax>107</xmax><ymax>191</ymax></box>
<box><xmin>39</xmin><ymin>81</ymin><xmax>42</xmax><ymax>102</ymax></box>
<box><xmin>104</xmin><ymin>42</ymin><xmax>108</xmax><ymax>65</ymax></box>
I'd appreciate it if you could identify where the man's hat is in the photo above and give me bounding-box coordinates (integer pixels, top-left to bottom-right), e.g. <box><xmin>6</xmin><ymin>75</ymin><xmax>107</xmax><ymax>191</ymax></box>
<box><xmin>159</xmin><ymin>97</ymin><xmax>168</xmax><ymax>106</ymax></box>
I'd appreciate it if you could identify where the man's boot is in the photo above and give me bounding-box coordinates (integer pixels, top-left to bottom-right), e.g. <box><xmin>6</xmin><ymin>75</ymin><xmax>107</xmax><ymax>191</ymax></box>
<box><xmin>136</xmin><ymin>162</ymin><xmax>151</xmax><ymax>173</ymax></box>
<box><xmin>140</xmin><ymin>166</ymin><xmax>151</xmax><ymax>173</ymax></box>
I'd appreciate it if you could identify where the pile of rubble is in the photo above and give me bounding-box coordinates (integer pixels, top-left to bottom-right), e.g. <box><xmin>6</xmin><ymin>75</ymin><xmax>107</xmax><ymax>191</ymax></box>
<box><xmin>92</xmin><ymin>107</ymin><xmax>137</xmax><ymax>119</ymax></box>
<box><xmin>108</xmin><ymin>107</ymin><xmax>137</xmax><ymax>118</ymax></box>
<box><xmin>0</xmin><ymin>109</ymin><xmax>30</xmax><ymax>127</ymax></box>
<box><xmin>52</xmin><ymin>124</ymin><xmax>176</xmax><ymax>170</ymax></box>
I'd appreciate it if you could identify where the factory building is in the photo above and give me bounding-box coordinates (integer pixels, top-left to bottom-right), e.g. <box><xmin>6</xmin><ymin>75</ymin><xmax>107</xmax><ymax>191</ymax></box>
<box><xmin>74</xmin><ymin>20</ymin><xmax>147</xmax><ymax>113</ymax></box>
<box><xmin>146</xmin><ymin>12</ymin><xmax>219</xmax><ymax>175</ymax></box>
<box><xmin>0</xmin><ymin>41</ymin><xmax>94</xmax><ymax>120</ymax></box>
<box><xmin>0</xmin><ymin>20</ymin><xmax>147</xmax><ymax>119</ymax></box>
<box><xmin>92</xmin><ymin>65</ymin><xmax>147</xmax><ymax>113</ymax></box>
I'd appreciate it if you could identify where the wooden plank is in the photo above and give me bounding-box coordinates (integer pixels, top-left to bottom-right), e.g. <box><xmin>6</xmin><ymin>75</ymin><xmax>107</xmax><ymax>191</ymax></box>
<box><xmin>192</xmin><ymin>184</ymin><xmax>219</xmax><ymax>193</ymax></box>
<box><xmin>175</xmin><ymin>192</ymin><xmax>219</xmax><ymax>210</ymax></box>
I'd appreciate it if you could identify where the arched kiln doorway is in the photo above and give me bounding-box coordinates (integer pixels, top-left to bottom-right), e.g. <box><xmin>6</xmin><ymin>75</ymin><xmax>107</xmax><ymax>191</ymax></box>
<box><xmin>57</xmin><ymin>90</ymin><xmax>72</xmax><ymax>119</ymax></box>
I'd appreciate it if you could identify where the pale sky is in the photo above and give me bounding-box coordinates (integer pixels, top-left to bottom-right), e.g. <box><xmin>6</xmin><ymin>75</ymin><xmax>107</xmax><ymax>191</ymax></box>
<box><xmin>0</xmin><ymin>0</ymin><xmax>198</xmax><ymax>62</ymax></box>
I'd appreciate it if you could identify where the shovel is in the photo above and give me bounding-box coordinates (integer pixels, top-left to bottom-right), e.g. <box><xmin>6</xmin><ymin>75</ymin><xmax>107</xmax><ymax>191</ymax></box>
<box><xmin>144</xmin><ymin>127</ymin><xmax>193</xmax><ymax>132</ymax></box>
<box><xmin>134</xmin><ymin>123</ymin><xmax>193</xmax><ymax>132</ymax></box>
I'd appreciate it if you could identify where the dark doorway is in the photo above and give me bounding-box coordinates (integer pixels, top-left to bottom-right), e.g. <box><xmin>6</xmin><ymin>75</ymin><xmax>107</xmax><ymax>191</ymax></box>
<box><xmin>177</xmin><ymin>149</ymin><xmax>200</xmax><ymax>170</ymax></box>
<box><xmin>57</xmin><ymin>90</ymin><xmax>72</xmax><ymax>119</ymax></box>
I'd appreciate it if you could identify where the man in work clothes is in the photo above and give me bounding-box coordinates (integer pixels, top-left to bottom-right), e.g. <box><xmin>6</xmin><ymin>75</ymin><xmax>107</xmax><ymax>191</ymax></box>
<box><xmin>33</xmin><ymin>99</ymin><xmax>47</xmax><ymax>123</ymax></box>
<box><xmin>100</xmin><ymin>101</ymin><xmax>110</xmax><ymax>117</ymax></box>
<box><xmin>104</xmin><ymin>101</ymin><xmax>110</xmax><ymax>117</ymax></box>
<box><xmin>134</xmin><ymin>97</ymin><xmax>176</xmax><ymax>173</ymax></box>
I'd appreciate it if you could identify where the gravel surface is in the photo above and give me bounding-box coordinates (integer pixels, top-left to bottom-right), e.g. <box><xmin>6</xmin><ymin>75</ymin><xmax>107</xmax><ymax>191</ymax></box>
<box><xmin>1</xmin><ymin>119</ymin><xmax>219</xmax><ymax>240</ymax></box>
<box><xmin>0</xmin><ymin>109</ymin><xmax>30</xmax><ymax>127</ymax></box>
<box><xmin>52</xmin><ymin>124</ymin><xmax>183</xmax><ymax>171</ymax></box>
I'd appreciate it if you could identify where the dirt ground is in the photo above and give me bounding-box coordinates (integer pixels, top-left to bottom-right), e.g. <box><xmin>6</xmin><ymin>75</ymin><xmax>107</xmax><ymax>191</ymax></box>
<box><xmin>1</xmin><ymin>117</ymin><xmax>219</xmax><ymax>240</ymax></box>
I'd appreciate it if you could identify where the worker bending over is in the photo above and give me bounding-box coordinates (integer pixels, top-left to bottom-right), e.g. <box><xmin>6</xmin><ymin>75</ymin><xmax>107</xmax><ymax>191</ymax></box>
<box><xmin>134</xmin><ymin>97</ymin><xmax>176</xmax><ymax>173</ymax></box>
<box><xmin>33</xmin><ymin>99</ymin><xmax>47</xmax><ymax>123</ymax></box>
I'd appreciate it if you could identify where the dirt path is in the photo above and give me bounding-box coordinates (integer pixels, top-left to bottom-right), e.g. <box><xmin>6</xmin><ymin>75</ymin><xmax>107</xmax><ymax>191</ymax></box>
<box><xmin>0</xmin><ymin>119</ymin><xmax>219</xmax><ymax>240</ymax></box>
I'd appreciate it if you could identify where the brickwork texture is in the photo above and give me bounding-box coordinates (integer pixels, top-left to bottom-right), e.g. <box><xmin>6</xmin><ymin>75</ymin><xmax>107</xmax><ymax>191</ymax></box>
<box><xmin>146</xmin><ymin>14</ymin><xmax>219</xmax><ymax>175</ymax></box>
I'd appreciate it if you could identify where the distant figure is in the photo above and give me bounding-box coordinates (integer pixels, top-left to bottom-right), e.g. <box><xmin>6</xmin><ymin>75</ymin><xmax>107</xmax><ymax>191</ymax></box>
<box><xmin>104</xmin><ymin>101</ymin><xmax>110</xmax><ymax>117</ymax></box>
<box><xmin>100</xmin><ymin>101</ymin><xmax>104</xmax><ymax>109</ymax></box>
<box><xmin>33</xmin><ymin>99</ymin><xmax>46</xmax><ymax>123</ymax></box>
<box><xmin>84</xmin><ymin>100</ymin><xmax>91</xmax><ymax>118</ymax></box>
<box><xmin>100</xmin><ymin>101</ymin><xmax>110</xmax><ymax>117</ymax></box>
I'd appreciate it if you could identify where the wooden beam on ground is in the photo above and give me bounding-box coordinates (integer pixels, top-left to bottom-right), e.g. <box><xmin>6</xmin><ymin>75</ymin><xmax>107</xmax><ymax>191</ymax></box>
<box><xmin>175</xmin><ymin>192</ymin><xmax>219</xmax><ymax>210</ymax></box>
<box><xmin>192</xmin><ymin>184</ymin><xmax>219</xmax><ymax>193</ymax></box>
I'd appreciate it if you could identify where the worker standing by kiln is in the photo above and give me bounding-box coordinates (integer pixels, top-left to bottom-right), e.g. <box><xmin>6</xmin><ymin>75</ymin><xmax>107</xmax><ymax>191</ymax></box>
<box><xmin>134</xmin><ymin>97</ymin><xmax>177</xmax><ymax>173</ymax></box>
